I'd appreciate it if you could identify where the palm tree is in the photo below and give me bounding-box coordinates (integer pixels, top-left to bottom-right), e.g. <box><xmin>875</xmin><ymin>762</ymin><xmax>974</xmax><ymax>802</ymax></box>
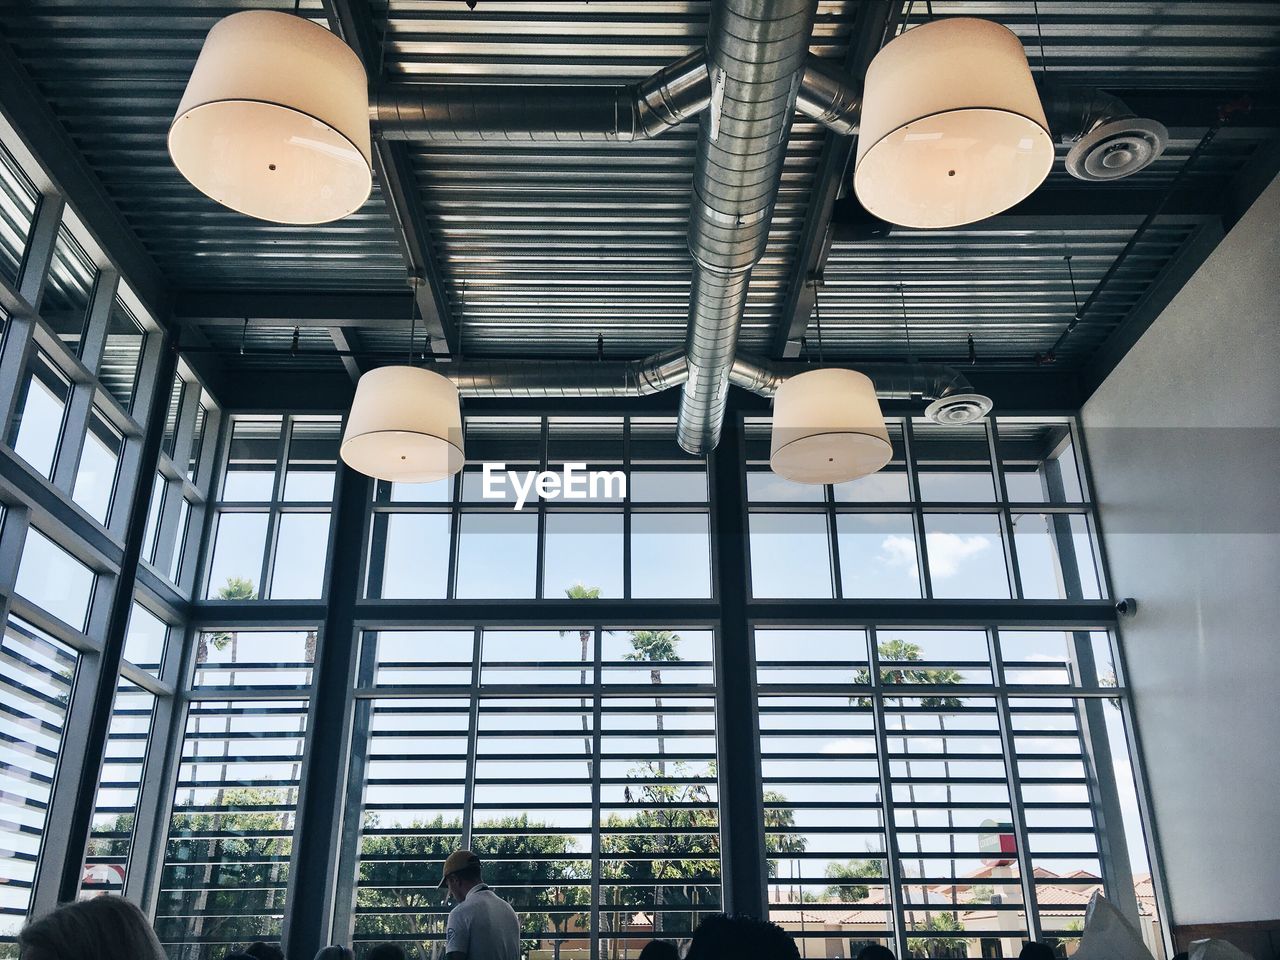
<box><xmin>624</xmin><ymin>630</ymin><xmax>680</xmax><ymax>773</ymax></box>
<box><xmin>561</xmin><ymin>582</ymin><xmax>602</xmax><ymax>773</ymax></box>
<box><xmin>622</xmin><ymin>630</ymin><xmax>681</xmax><ymax>935</ymax></box>
<box><xmin>857</xmin><ymin>638</ymin><xmax>963</xmax><ymax>922</ymax></box>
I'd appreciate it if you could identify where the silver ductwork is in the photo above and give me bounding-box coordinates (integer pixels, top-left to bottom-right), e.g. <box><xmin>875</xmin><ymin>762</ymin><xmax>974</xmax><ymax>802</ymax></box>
<box><xmin>730</xmin><ymin>352</ymin><xmax>977</xmax><ymax>399</ymax></box>
<box><xmin>443</xmin><ymin>350</ymin><xmax>688</xmax><ymax>398</ymax></box>
<box><xmin>795</xmin><ymin>56</ymin><xmax>862</xmax><ymax>135</ymax></box>
<box><xmin>441</xmin><ymin>349</ymin><xmax>990</xmax><ymax>424</ymax></box>
<box><xmin>374</xmin><ymin>51</ymin><xmax>710</xmax><ymax>143</ymax></box>
<box><xmin>676</xmin><ymin>0</ymin><xmax>819</xmax><ymax>455</ymax></box>
<box><xmin>1039</xmin><ymin>82</ymin><xmax>1169</xmax><ymax>182</ymax></box>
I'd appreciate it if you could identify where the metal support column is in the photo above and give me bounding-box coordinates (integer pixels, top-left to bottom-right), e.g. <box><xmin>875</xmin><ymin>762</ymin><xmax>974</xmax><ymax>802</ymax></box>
<box><xmin>709</xmin><ymin>415</ymin><xmax>768</xmax><ymax>918</ymax></box>
<box><xmin>45</xmin><ymin>332</ymin><xmax>178</xmax><ymax>905</ymax></box>
<box><xmin>281</xmin><ymin>462</ymin><xmax>371</xmax><ymax>959</ymax></box>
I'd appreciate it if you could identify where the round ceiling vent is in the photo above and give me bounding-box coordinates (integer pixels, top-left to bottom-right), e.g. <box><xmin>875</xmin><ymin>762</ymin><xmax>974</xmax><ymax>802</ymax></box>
<box><xmin>924</xmin><ymin>393</ymin><xmax>994</xmax><ymax>425</ymax></box>
<box><xmin>1065</xmin><ymin>117</ymin><xmax>1168</xmax><ymax>182</ymax></box>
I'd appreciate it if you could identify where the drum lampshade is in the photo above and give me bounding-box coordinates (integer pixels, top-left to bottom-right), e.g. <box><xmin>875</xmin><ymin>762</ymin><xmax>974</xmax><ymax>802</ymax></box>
<box><xmin>341</xmin><ymin>366</ymin><xmax>465</xmax><ymax>483</ymax></box>
<box><xmin>770</xmin><ymin>369</ymin><xmax>892</xmax><ymax>484</ymax></box>
<box><xmin>169</xmin><ymin>10</ymin><xmax>372</xmax><ymax>224</ymax></box>
<box><xmin>854</xmin><ymin>18</ymin><xmax>1053</xmax><ymax>229</ymax></box>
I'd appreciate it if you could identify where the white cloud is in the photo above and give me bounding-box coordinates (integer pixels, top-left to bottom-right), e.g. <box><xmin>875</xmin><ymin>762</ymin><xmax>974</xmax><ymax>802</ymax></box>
<box><xmin>922</xmin><ymin>532</ymin><xmax>992</xmax><ymax>578</ymax></box>
<box><xmin>878</xmin><ymin>535</ymin><xmax>918</xmax><ymax>568</ymax></box>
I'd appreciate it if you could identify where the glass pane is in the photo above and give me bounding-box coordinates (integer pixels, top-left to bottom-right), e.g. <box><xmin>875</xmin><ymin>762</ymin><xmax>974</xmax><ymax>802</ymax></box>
<box><xmin>913</xmin><ymin>421</ymin><xmax>996</xmax><ymax>502</ymax></box>
<box><xmin>205</xmin><ymin>512</ymin><xmax>269</xmax><ymax>599</ymax></box>
<box><xmin>1013</xmin><ymin>513</ymin><xmax>1102</xmax><ymax>600</ymax></box>
<box><xmin>154</xmin><ymin>698</ymin><xmax>309</xmax><ymax>953</ymax></box>
<box><xmin>877</xmin><ymin>630</ymin><xmax>992</xmax><ymax>686</ymax></box>
<box><xmin>160</xmin><ymin>373</ymin><xmax>183</xmax><ymax>460</ymax></box>
<box><xmin>998</xmin><ymin>420</ymin><xmax>1084</xmax><ymax>503</ymax></box>
<box><xmin>9</xmin><ymin>353</ymin><xmax>70</xmax><ymax>479</ymax></box>
<box><xmin>123</xmin><ymin>601</ymin><xmax>168</xmax><ymax>675</ymax></box>
<box><xmin>753</xmin><ymin>628</ymin><xmax>869</xmax><ymax>686</ymax></box>
<box><xmin>380</xmin><ymin>476</ymin><xmax>452</xmax><ymax>503</ymax></box>
<box><xmin>268</xmin><ymin>512</ymin><xmax>331</xmax><ymax>599</ymax></box>
<box><xmin>43</xmin><ymin>224</ymin><xmax>97</xmax><ymax>355</ymax></box>
<box><xmin>222</xmin><ymin>416</ymin><xmax>282</xmax><ymax>501</ymax></box>
<box><xmin>836</xmin><ymin>513</ymin><xmax>921</xmax><ymax>598</ymax></box>
<box><xmin>370</xmin><ymin>512</ymin><xmax>451</xmax><ymax>600</ymax></box>
<box><xmin>630</xmin><ymin>512</ymin><xmax>711</xmax><ymax>598</ymax></box>
<box><xmin>101</xmin><ymin>298</ymin><xmax>145</xmax><ymax>411</ymax></box>
<box><xmin>482</xmin><ymin>630</ymin><xmax>591</xmax><ymax>686</ymax></box>
<box><xmin>283</xmin><ymin>417</ymin><xmax>340</xmax><ymax>501</ymax></box>
<box><xmin>455</xmin><ymin>512</ymin><xmax>538</xmax><ymax>599</ymax></box>
<box><xmin>0</xmin><ymin>143</ymin><xmax>38</xmax><ymax>286</ymax></box>
<box><xmin>72</xmin><ymin>409</ymin><xmax>123</xmax><ymax>525</ymax></box>
<box><xmin>923</xmin><ymin>514</ymin><xmax>1010</xmax><ymax>599</ymax></box>
<box><xmin>0</xmin><ymin>617</ymin><xmax>77</xmax><ymax>935</ymax></box>
<box><xmin>187</xmin><ymin>401</ymin><xmax>207</xmax><ymax>482</ymax></box>
<box><xmin>369</xmin><ymin>630</ymin><xmax>475</xmax><ymax>686</ymax></box>
<box><xmin>142</xmin><ymin>473</ymin><xmax>165</xmax><ymax>563</ymax></box>
<box><xmin>602</xmin><ymin>628</ymin><xmax>714</xmax><ymax>685</ymax></box>
<box><xmin>747</xmin><ymin>468</ymin><xmax>826</xmax><ymax>502</ymax></box>
<box><xmin>167</xmin><ymin>497</ymin><xmax>191</xmax><ymax>584</ymax></box>
<box><xmin>192</xmin><ymin>630</ymin><xmax>315</xmax><ymax>689</ymax></box>
<box><xmin>749</xmin><ymin>513</ymin><xmax>833</xmax><ymax>599</ymax></box>
<box><xmin>80</xmin><ymin>681</ymin><xmax>154</xmax><ymax>899</ymax></box>
<box><xmin>629</xmin><ymin>468</ymin><xmax>707</xmax><ymax>502</ymax></box>
<box><xmin>547</xmin><ymin>415</ymin><xmax>623</xmax><ymax>479</ymax></box>
<box><xmin>834</xmin><ymin>422</ymin><xmax>909</xmax><ymax>502</ymax></box>
<box><xmin>543</xmin><ymin>512</ymin><xmax>623</xmax><ymax>599</ymax></box>
<box><xmin>15</xmin><ymin>527</ymin><xmax>96</xmax><ymax>630</ymax></box>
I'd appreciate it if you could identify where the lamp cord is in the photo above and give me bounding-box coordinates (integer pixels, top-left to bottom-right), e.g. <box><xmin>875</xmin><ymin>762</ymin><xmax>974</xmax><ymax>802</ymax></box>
<box><xmin>408</xmin><ymin>279</ymin><xmax>419</xmax><ymax>363</ymax></box>
<box><xmin>812</xmin><ymin>278</ymin><xmax>826</xmax><ymax>365</ymax></box>
<box><xmin>1032</xmin><ymin>0</ymin><xmax>1048</xmax><ymax>75</ymax></box>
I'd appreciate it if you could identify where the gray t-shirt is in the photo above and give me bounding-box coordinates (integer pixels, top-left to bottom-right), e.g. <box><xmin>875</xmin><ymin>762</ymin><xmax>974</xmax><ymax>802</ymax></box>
<box><xmin>445</xmin><ymin>883</ymin><xmax>521</xmax><ymax>960</ymax></box>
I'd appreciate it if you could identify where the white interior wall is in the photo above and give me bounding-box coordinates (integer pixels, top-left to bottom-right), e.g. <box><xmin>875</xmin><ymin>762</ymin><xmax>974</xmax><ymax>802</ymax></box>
<box><xmin>1081</xmin><ymin>174</ymin><xmax>1280</xmax><ymax>925</ymax></box>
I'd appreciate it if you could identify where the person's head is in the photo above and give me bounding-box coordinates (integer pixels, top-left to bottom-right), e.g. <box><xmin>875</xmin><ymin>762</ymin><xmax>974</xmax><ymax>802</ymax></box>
<box><xmin>366</xmin><ymin>946</ymin><xmax>409</xmax><ymax>960</ymax></box>
<box><xmin>856</xmin><ymin>945</ymin><xmax>897</xmax><ymax>960</ymax></box>
<box><xmin>18</xmin><ymin>895</ymin><xmax>165</xmax><ymax>960</ymax></box>
<box><xmin>438</xmin><ymin>849</ymin><xmax>484</xmax><ymax>901</ymax></box>
<box><xmin>314</xmin><ymin>948</ymin><xmax>353</xmax><ymax>960</ymax></box>
<box><xmin>1019</xmin><ymin>943</ymin><xmax>1058</xmax><ymax>960</ymax></box>
<box><xmin>639</xmin><ymin>941</ymin><xmax>682</xmax><ymax>960</ymax></box>
<box><xmin>244</xmin><ymin>945</ymin><xmax>285</xmax><ymax>960</ymax></box>
<box><xmin>684</xmin><ymin>914</ymin><xmax>799</xmax><ymax>960</ymax></box>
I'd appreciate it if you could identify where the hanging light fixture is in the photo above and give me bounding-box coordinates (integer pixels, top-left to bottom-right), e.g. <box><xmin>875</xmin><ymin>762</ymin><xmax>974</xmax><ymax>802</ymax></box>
<box><xmin>341</xmin><ymin>366</ymin><xmax>465</xmax><ymax>483</ymax></box>
<box><xmin>169</xmin><ymin>10</ymin><xmax>372</xmax><ymax>224</ymax></box>
<box><xmin>854</xmin><ymin>17</ymin><xmax>1053</xmax><ymax>229</ymax></box>
<box><xmin>770</xmin><ymin>369</ymin><xmax>892</xmax><ymax>485</ymax></box>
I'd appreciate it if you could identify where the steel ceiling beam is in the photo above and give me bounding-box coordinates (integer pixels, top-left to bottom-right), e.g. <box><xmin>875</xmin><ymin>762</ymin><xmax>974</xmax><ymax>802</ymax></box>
<box><xmin>770</xmin><ymin>1</ymin><xmax>901</xmax><ymax>360</ymax></box>
<box><xmin>321</xmin><ymin>0</ymin><xmax>458</xmax><ymax>358</ymax></box>
<box><xmin>830</xmin><ymin>188</ymin><xmax>1228</xmax><ymax>240</ymax></box>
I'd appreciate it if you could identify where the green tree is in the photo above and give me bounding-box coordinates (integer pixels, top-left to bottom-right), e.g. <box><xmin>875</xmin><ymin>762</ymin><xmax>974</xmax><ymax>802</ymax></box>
<box><xmin>155</xmin><ymin>787</ymin><xmax>296</xmax><ymax>959</ymax></box>
<box><xmin>561</xmin><ymin>582</ymin><xmax>602</xmax><ymax>771</ymax></box>
<box><xmin>199</xmin><ymin>576</ymin><xmax>256</xmax><ymax>662</ymax></box>
<box><xmin>906</xmin><ymin>911</ymin><xmax>967</xmax><ymax>959</ymax></box>
<box><xmin>824</xmin><ymin>858</ymin><xmax>883</xmax><ymax>903</ymax></box>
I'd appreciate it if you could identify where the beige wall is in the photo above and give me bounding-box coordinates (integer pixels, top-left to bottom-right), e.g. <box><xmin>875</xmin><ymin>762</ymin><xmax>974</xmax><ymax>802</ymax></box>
<box><xmin>1081</xmin><ymin>174</ymin><xmax>1280</xmax><ymax>925</ymax></box>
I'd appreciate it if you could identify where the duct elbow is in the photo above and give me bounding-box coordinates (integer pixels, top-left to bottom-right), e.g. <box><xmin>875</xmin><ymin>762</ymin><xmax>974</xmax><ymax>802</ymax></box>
<box><xmin>795</xmin><ymin>56</ymin><xmax>862</xmax><ymax>135</ymax></box>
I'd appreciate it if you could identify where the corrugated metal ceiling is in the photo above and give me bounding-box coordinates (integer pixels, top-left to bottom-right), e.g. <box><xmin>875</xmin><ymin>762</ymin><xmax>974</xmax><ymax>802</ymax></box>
<box><xmin>0</xmin><ymin>0</ymin><xmax>1276</xmax><ymax>376</ymax></box>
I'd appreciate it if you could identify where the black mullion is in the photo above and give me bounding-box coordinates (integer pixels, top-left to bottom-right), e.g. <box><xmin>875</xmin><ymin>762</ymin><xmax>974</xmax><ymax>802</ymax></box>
<box><xmin>622</xmin><ymin>417</ymin><xmax>631</xmax><ymax>600</ymax></box>
<box><xmin>987</xmin><ymin>418</ymin><xmax>1025</xmax><ymax>600</ymax></box>
<box><xmin>902</xmin><ymin>418</ymin><xmax>934</xmax><ymax>599</ymax></box>
<box><xmin>535</xmin><ymin>416</ymin><xmax>548</xmax><ymax>600</ymax></box>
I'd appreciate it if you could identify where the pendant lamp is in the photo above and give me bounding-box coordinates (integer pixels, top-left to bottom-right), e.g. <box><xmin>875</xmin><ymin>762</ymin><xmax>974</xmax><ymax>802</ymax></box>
<box><xmin>169</xmin><ymin>10</ymin><xmax>372</xmax><ymax>224</ymax></box>
<box><xmin>770</xmin><ymin>369</ymin><xmax>892</xmax><ymax>485</ymax></box>
<box><xmin>341</xmin><ymin>366</ymin><xmax>465</xmax><ymax>483</ymax></box>
<box><xmin>854</xmin><ymin>18</ymin><xmax>1053</xmax><ymax>229</ymax></box>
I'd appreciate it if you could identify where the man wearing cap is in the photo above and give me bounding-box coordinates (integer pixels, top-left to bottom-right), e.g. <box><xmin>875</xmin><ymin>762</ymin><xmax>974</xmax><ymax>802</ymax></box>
<box><xmin>439</xmin><ymin>849</ymin><xmax>521</xmax><ymax>960</ymax></box>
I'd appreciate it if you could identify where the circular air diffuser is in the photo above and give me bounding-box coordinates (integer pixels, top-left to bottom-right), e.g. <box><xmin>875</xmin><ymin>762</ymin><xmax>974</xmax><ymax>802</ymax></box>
<box><xmin>924</xmin><ymin>393</ymin><xmax>994</xmax><ymax>425</ymax></box>
<box><xmin>1065</xmin><ymin>118</ymin><xmax>1168</xmax><ymax>182</ymax></box>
